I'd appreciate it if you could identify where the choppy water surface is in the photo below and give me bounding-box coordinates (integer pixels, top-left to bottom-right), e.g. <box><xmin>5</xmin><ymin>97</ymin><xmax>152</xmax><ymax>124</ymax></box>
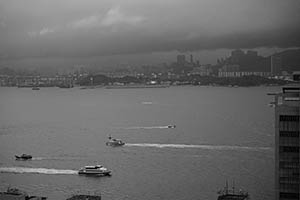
<box><xmin>0</xmin><ymin>86</ymin><xmax>277</xmax><ymax>200</ymax></box>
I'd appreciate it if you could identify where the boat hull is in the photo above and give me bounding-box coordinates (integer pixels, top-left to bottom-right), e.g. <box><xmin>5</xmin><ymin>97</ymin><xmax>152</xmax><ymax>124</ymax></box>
<box><xmin>15</xmin><ymin>155</ymin><xmax>32</xmax><ymax>160</ymax></box>
<box><xmin>106</xmin><ymin>141</ymin><xmax>125</xmax><ymax>147</ymax></box>
<box><xmin>167</xmin><ymin>125</ymin><xmax>176</xmax><ymax>128</ymax></box>
<box><xmin>78</xmin><ymin>170</ymin><xmax>111</xmax><ymax>176</ymax></box>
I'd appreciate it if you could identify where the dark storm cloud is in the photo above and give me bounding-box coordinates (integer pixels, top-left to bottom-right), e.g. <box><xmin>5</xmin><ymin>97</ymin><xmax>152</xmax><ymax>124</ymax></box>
<box><xmin>0</xmin><ymin>0</ymin><xmax>300</xmax><ymax>59</ymax></box>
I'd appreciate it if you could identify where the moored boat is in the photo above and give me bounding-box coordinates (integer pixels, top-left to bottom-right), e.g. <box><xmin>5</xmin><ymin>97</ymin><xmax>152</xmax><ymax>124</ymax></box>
<box><xmin>15</xmin><ymin>154</ymin><xmax>32</xmax><ymax>160</ymax></box>
<box><xmin>32</xmin><ymin>87</ymin><xmax>40</xmax><ymax>90</ymax></box>
<box><xmin>78</xmin><ymin>165</ymin><xmax>111</xmax><ymax>176</ymax></box>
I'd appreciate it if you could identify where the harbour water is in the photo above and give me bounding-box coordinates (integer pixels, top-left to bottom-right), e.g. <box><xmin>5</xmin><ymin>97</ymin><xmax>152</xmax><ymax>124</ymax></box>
<box><xmin>0</xmin><ymin>86</ymin><xmax>277</xmax><ymax>200</ymax></box>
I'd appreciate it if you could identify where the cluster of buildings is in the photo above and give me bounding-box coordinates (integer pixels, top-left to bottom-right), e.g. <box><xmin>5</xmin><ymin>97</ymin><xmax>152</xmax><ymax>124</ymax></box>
<box><xmin>218</xmin><ymin>49</ymin><xmax>279</xmax><ymax>78</ymax></box>
<box><xmin>0</xmin><ymin>74</ymin><xmax>79</xmax><ymax>87</ymax></box>
<box><xmin>171</xmin><ymin>54</ymin><xmax>212</xmax><ymax>76</ymax></box>
<box><xmin>170</xmin><ymin>49</ymin><xmax>295</xmax><ymax>80</ymax></box>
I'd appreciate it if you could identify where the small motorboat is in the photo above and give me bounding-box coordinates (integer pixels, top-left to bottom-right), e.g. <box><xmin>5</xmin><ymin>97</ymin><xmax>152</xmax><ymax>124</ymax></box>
<box><xmin>78</xmin><ymin>165</ymin><xmax>111</xmax><ymax>176</ymax></box>
<box><xmin>106</xmin><ymin>136</ymin><xmax>125</xmax><ymax>147</ymax></box>
<box><xmin>167</xmin><ymin>125</ymin><xmax>176</xmax><ymax>128</ymax></box>
<box><xmin>15</xmin><ymin>154</ymin><xmax>32</xmax><ymax>160</ymax></box>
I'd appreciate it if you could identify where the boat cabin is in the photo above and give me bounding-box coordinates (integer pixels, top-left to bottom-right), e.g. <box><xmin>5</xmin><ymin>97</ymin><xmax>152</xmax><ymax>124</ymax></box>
<box><xmin>84</xmin><ymin>165</ymin><xmax>103</xmax><ymax>169</ymax></box>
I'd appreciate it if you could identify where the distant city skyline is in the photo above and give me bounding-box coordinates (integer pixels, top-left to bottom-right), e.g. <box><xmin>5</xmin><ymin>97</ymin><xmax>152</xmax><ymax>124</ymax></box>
<box><xmin>0</xmin><ymin>47</ymin><xmax>297</xmax><ymax>70</ymax></box>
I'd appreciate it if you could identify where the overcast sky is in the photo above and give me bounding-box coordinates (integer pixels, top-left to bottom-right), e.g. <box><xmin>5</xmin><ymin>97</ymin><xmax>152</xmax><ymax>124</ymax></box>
<box><xmin>0</xmin><ymin>0</ymin><xmax>299</xmax><ymax>66</ymax></box>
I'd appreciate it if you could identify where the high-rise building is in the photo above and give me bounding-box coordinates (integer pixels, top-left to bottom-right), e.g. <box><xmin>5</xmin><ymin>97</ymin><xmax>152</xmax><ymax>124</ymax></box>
<box><xmin>231</xmin><ymin>49</ymin><xmax>245</xmax><ymax>64</ymax></box>
<box><xmin>269</xmin><ymin>85</ymin><xmax>300</xmax><ymax>200</ymax></box>
<box><xmin>176</xmin><ymin>55</ymin><xmax>186</xmax><ymax>66</ymax></box>
<box><xmin>231</xmin><ymin>49</ymin><xmax>244</xmax><ymax>57</ymax></box>
<box><xmin>246</xmin><ymin>50</ymin><xmax>258</xmax><ymax>57</ymax></box>
<box><xmin>271</xmin><ymin>55</ymin><xmax>282</xmax><ymax>76</ymax></box>
<box><xmin>190</xmin><ymin>54</ymin><xmax>194</xmax><ymax>64</ymax></box>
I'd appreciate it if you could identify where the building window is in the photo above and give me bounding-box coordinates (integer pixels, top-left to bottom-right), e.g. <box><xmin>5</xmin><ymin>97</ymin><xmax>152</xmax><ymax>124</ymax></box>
<box><xmin>279</xmin><ymin>115</ymin><xmax>300</xmax><ymax>131</ymax></box>
<box><xmin>279</xmin><ymin>154</ymin><xmax>299</xmax><ymax>163</ymax></box>
<box><xmin>280</xmin><ymin>192</ymin><xmax>299</xmax><ymax>199</ymax></box>
<box><xmin>280</xmin><ymin>177</ymin><xmax>300</xmax><ymax>184</ymax></box>
<box><xmin>279</xmin><ymin>146</ymin><xmax>300</xmax><ymax>153</ymax></box>
<box><xmin>280</xmin><ymin>131</ymin><xmax>299</xmax><ymax>137</ymax></box>
<box><xmin>280</xmin><ymin>115</ymin><xmax>300</xmax><ymax>121</ymax></box>
<box><xmin>279</xmin><ymin>161</ymin><xmax>300</xmax><ymax>169</ymax></box>
<box><xmin>279</xmin><ymin>169</ymin><xmax>300</xmax><ymax>178</ymax></box>
<box><xmin>280</xmin><ymin>183</ymin><xmax>299</xmax><ymax>191</ymax></box>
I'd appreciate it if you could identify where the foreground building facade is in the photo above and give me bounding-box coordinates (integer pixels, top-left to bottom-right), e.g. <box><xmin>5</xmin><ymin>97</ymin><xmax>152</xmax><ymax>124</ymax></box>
<box><xmin>271</xmin><ymin>85</ymin><xmax>300</xmax><ymax>200</ymax></box>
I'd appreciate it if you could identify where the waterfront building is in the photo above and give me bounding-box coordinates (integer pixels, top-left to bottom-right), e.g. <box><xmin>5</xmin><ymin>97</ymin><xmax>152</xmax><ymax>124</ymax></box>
<box><xmin>219</xmin><ymin>64</ymin><xmax>240</xmax><ymax>73</ymax></box>
<box><xmin>188</xmin><ymin>66</ymin><xmax>212</xmax><ymax>76</ymax></box>
<box><xmin>269</xmin><ymin>85</ymin><xmax>300</xmax><ymax>200</ymax></box>
<box><xmin>218</xmin><ymin>71</ymin><xmax>271</xmax><ymax>78</ymax></box>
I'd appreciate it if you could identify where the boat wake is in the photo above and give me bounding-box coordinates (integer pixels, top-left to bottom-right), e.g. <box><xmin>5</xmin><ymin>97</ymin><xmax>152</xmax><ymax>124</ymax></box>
<box><xmin>31</xmin><ymin>157</ymin><xmax>49</xmax><ymax>161</ymax></box>
<box><xmin>0</xmin><ymin>167</ymin><xmax>78</xmax><ymax>175</ymax></box>
<box><xmin>31</xmin><ymin>157</ymin><xmax>82</xmax><ymax>161</ymax></box>
<box><xmin>125</xmin><ymin>143</ymin><xmax>271</xmax><ymax>151</ymax></box>
<box><xmin>120</xmin><ymin>126</ymin><xmax>171</xmax><ymax>130</ymax></box>
<box><xmin>141</xmin><ymin>102</ymin><xmax>153</xmax><ymax>105</ymax></box>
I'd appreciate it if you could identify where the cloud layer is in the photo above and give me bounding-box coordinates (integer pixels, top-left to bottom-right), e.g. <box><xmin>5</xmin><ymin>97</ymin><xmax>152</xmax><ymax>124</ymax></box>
<box><xmin>68</xmin><ymin>6</ymin><xmax>144</xmax><ymax>30</ymax></box>
<box><xmin>0</xmin><ymin>0</ymin><xmax>299</xmax><ymax>59</ymax></box>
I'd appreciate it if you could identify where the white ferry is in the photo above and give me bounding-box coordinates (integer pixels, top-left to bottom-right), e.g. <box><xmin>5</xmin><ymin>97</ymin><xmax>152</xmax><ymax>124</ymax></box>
<box><xmin>78</xmin><ymin>165</ymin><xmax>111</xmax><ymax>176</ymax></box>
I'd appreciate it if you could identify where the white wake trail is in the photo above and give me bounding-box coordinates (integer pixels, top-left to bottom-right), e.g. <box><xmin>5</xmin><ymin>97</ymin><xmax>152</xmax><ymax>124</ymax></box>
<box><xmin>122</xmin><ymin>126</ymin><xmax>170</xmax><ymax>130</ymax></box>
<box><xmin>125</xmin><ymin>143</ymin><xmax>271</xmax><ymax>151</ymax></box>
<box><xmin>31</xmin><ymin>157</ymin><xmax>81</xmax><ymax>161</ymax></box>
<box><xmin>0</xmin><ymin>167</ymin><xmax>78</xmax><ymax>175</ymax></box>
